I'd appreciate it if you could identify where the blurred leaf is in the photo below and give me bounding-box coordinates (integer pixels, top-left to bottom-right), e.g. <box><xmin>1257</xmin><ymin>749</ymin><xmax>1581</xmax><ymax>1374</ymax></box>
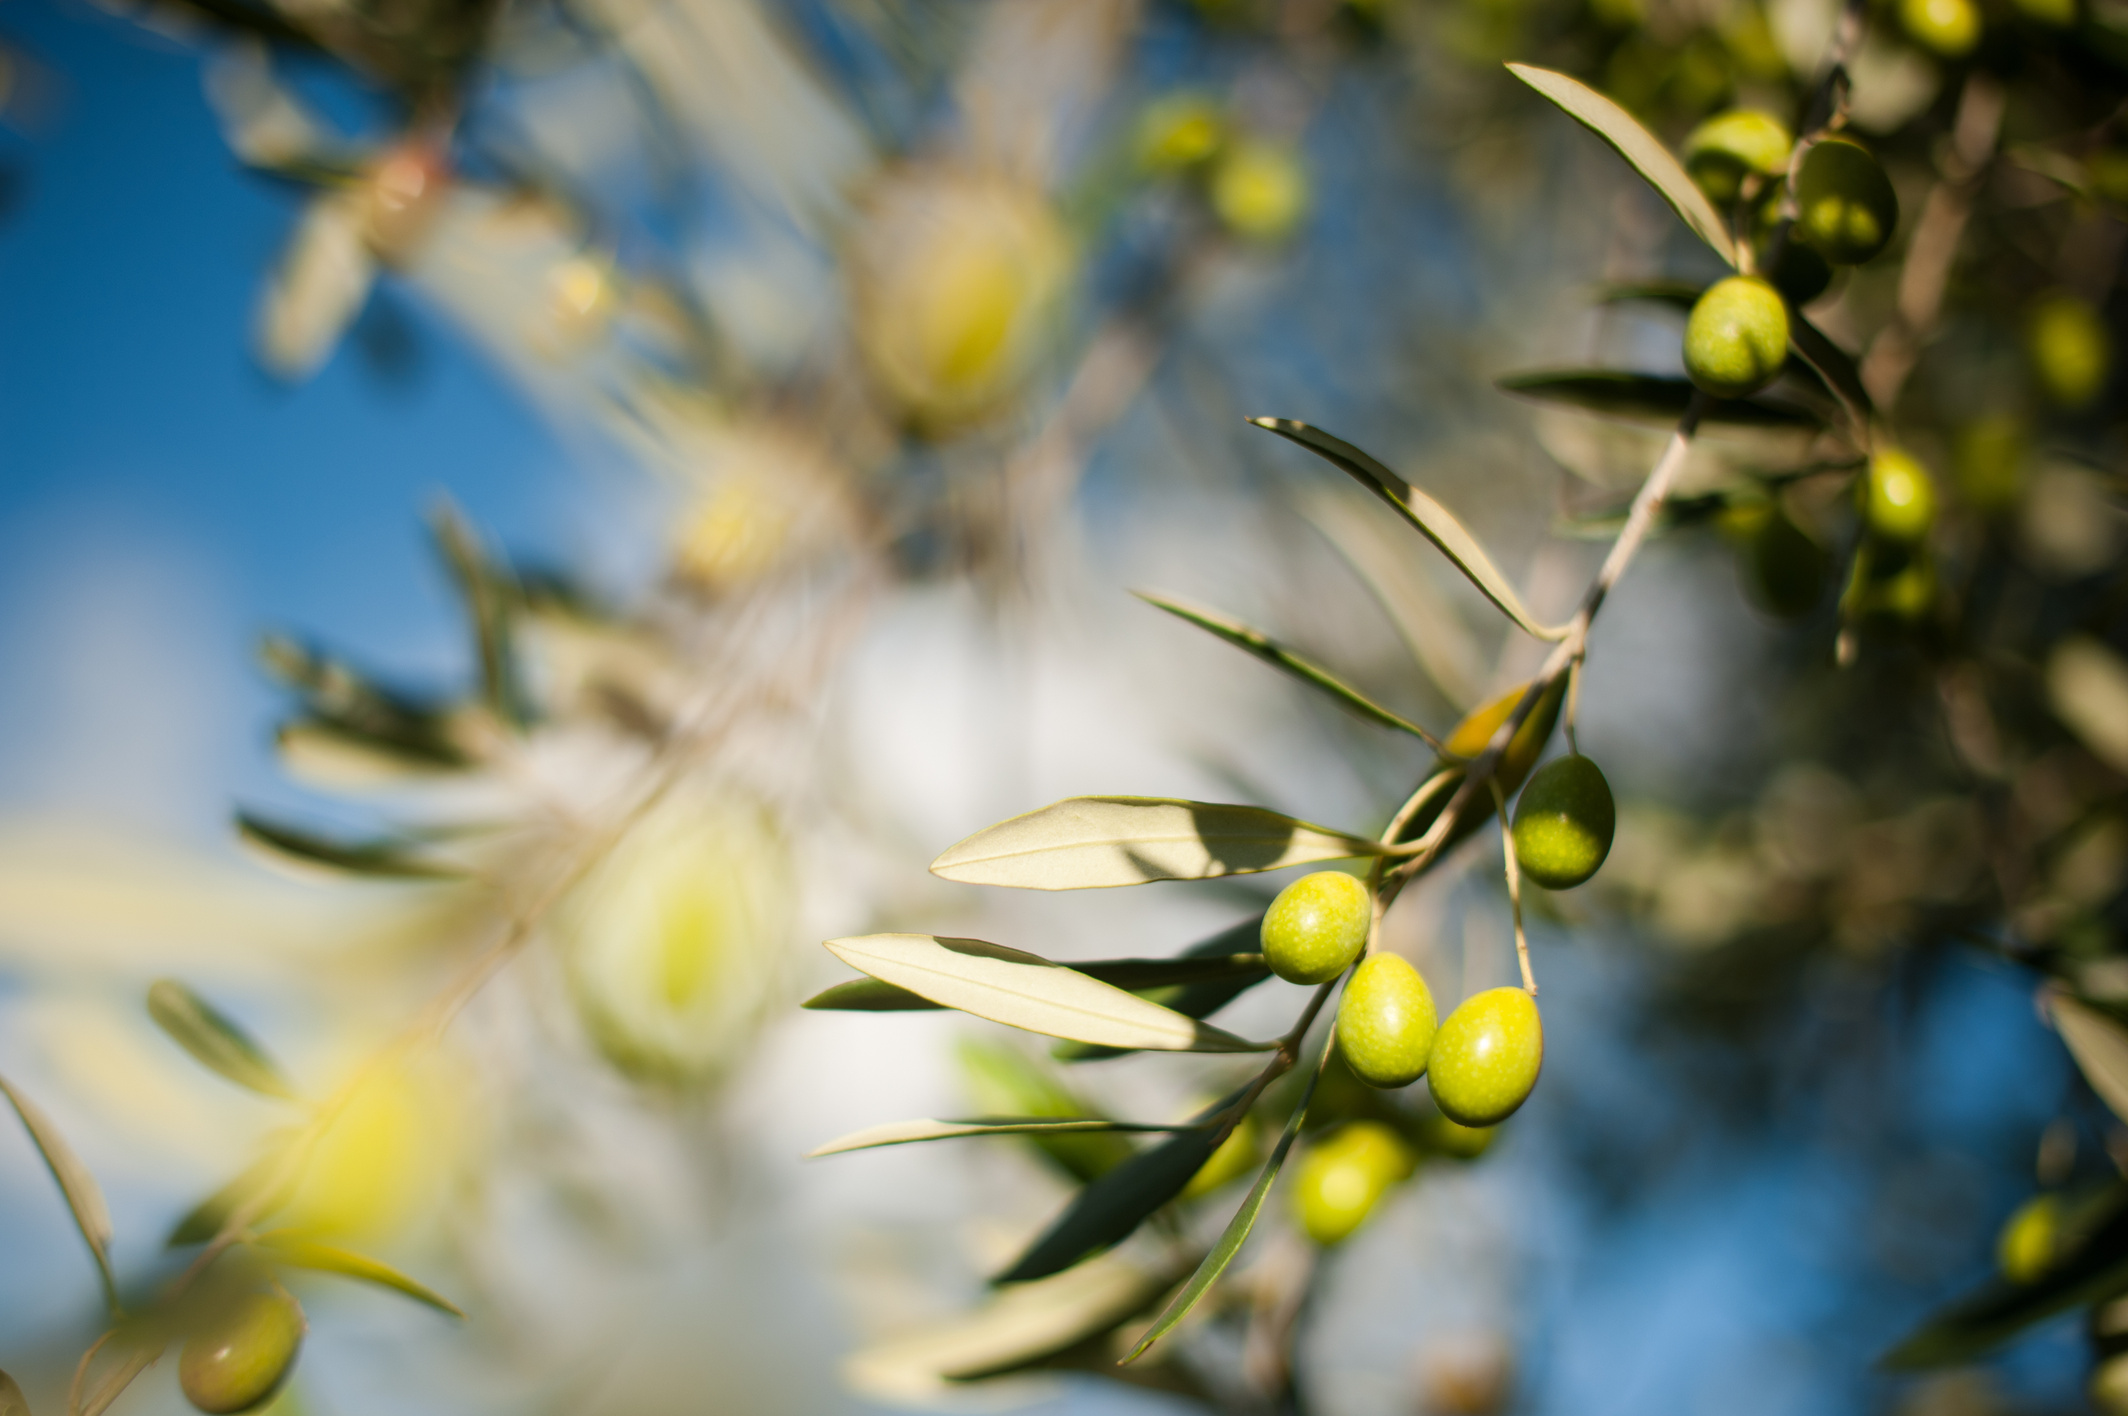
<box><xmin>430</xmin><ymin>505</ymin><xmax>529</xmax><ymax>729</ymax></box>
<box><xmin>1594</xmin><ymin>279</ymin><xmax>1704</xmax><ymax>312</ymax></box>
<box><xmin>1135</xmin><ymin>592</ymin><xmax>1442</xmax><ymax>747</ymax></box>
<box><xmin>0</xmin><ymin>1369</ymin><xmax>24</xmax><ymax>1416</ymax></box>
<box><xmin>254</xmin><ymin>1232</ymin><xmax>464</xmax><ymax>1318</ymax></box>
<box><xmin>257</xmin><ymin>190</ymin><xmax>374</xmax><ymax>381</ymax></box>
<box><xmin>808</xmin><ymin>1116</ymin><xmax>1187</xmax><ymax>1158</ymax></box>
<box><xmin>236</xmin><ymin>812</ymin><xmax>466</xmax><ymax>881</ymax></box>
<box><xmin>1505</xmin><ymin>64</ymin><xmax>1737</xmax><ymax>266</ymax></box>
<box><xmin>844</xmin><ymin>1253</ymin><xmax>1181</xmax><ymax>1401</ymax></box>
<box><xmin>1125</xmin><ymin>1049</ymin><xmax>1326</xmax><ymax>1362</ymax></box>
<box><xmin>958</xmin><ymin>1039</ymin><xmax>1135</xmax><ymax>1181</ymax></box>
<box><xmin>802</xmin><ymin>977</ymin><xmax>938</xmax><ymax>1011</ymax></box>
<box><xmin>805</xmin><ymin>949</ymin><xmax>1272</xmax><ymax>1012</ymax></box>
<box><xmin>146</xmin><ymin>980</ymin><xmax>300</xmax><ymax>1101</ymax></box>
<box><xmin>1497</xmin><ymin>372</ymin><xmax>1819</xmax><ymax>427</ymax></box>
<box><xmin>1788</xmin><ymin>314</ymin><xmax>1873</xmax><ymax>427</ymax></box>
<box><xmin>168</xmin><ymin>1149</ymin><xmax>297</xmax><ymax>1246</ymax></box>
<box><xmin>0</xmin><ymin>1075</ymin><xmax>118</xmax><ymax>1313</ymax></box>
<box><xmin>931</xmin><ymin>795</ymin><xmax>1385</xmax><ymax>890</ymax></box>
<box><xmin>995</xmin><ymin>1126</ymin><xmax>1223</xmax><ymax>1284</ymax></box>
<box><xmin>258</xmin><ymin>635</ymin><xmax>469</xmax><ymax>774</ymax></box>
<box><xmin>2055</xmin><ymin>994</ymin><xmax>2128</xmax><ymax>1124</ymax></box>
<box><xmin>1299</xmin><ymin>488</ymin><xmax>1485</xmax><ymax>711</ymax></box>
<box><xmin>2047</xmin><ymin>639</ymin><xmax>2128</xmax><ymax>775</ymax></box>
<box><xmin>1251</xmin><ymin>418</ymin><xmax>1571</xmax><ymax>641</ymax></box>
<box><xmin>820</xmin><ymin>935</ymin><xmax>1270</xmax><ymax>1053</ymax></box>
<box><xmin>1056</xmin><ymin>918</ymin><xmax>1274</xmax><ymax>1062</ymax></box>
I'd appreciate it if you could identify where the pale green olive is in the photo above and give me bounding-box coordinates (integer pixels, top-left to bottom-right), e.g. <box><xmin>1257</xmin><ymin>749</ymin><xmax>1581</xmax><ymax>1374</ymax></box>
<box><xmin>1291</xmin><ymin>1120</ymin><xmax>1415</xmax><ymax>1245</ymax></box>
<box><xmin>1181</xmin><ymin>1112</ymin><xmax>1263</xmax><ymax>1200</ymax></box>
<box><xmin>1427</xmin><ymin>988</ymin><xmax>1543</xmax><ymax>1127</ymax></box>
<box><xmin>1684</xmin><ymin>276</ymin><xmax>1790</xmax><ymax>399</ymax></box>
<box><xmin>1336</xmin><ymin>954</ymin><xmax>1438</xmax><ymax>1088</ymax></box>
<box><xmin>1511</xmin><ymin>755</ymin><xmax>1616</xmax><ymax>890</ymax></box>
<box><xmin>1261</xmin><ymin>871</ymin><xmax>1371</xmax><ymax>984</ymax></box>
<box><xmin>1996</xmin><ymin>1193</ymin><xmax>2059</xmax><ymax>1283</ymax></box>
<box><xmin>2028</xmin><ymin>294</ymin><xmax>2111</xmax><ymax>409</ymax></box>
<box><xmin>180</xmin><ymin>1290</ymin><xmax>305</xmax><ymax>1415</ymax></box>
<box><xmin>1795</xmin><ymin>138</ymin><xmax>1899</xmax><ymax>265</ymax></box>
<box><xmin>1862</xmin><ymin>448</ymin><xmax>1937</xmax><ymax>544</ymax></box>
<box><xmin>1900</xmin><ymin>0</ymin><xmax>1981</xmax><ymax>55</ymax></box>
<box><xmin>1683</xmin><ymin>110</ymin><xmax>1793</xmax><ymax>205</ymax></box>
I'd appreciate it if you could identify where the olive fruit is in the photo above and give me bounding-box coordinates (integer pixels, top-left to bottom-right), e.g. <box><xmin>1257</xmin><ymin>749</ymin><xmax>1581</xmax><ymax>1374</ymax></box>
<box><xmin>1729</xmin><ymin>503</ymin><xmax>1829</xmax><ymax>618</ymax></box>
<box><xmin>1861</xmin><ymin>448</ymin><xmax>1937</xmax><ymax>544</ymax></box>
<box><xmin>1427</xmin><ymin>988</ymin><xmax>1543</xmax><ymax>1127</ymax></box>
<box><xmin>1262</xmin><ymin>871</ymin><xmax>1371</xmax><ymax>984</ymax></box>
<box><xmin>1996</xmin><ymin>1193</ymin><xmax>2059</xmax><ymax>1283</ymax></box>
<box><xmin>1135</xmin><ymin>93</ymin><xmax>1224</xmax><ymax>173</ymax></box>
<box><xmin>1759</xmin><ymin>235</ymin><xmax>1834</xmax><ymax>308</ymax></box>
<box><xmin>1182</xmin><ymin>1112</ymin><xmax>1263</xmax><ymax>1200</ymax></box>
<box><xmin>1211</xmin><ymin>141</ymin><xmax>1308</xmax><ymax>242</ymax></box>
<box><xmin>1422</xmin><ymin>1112</ymin><xmax>1496</xmax><ymax>1159</ymax></box>
<box><xmin>1291</xmin><ymin>1120</ymin><xmax>1415</xmax><ymax>1246</ymax></box>
<box><xmin>1795</xmin><ymin>138</ymin><xmax>1899</xmax><ymax>265</ymax></box>
<box><xmin>1953</xmin><ymin>416</ymin><xmax>2024</xmax><ymax>514</ymax></box>
<box><xmin>1682</xmin><ymin>110</ymin><xmax>1793</xmax><ymax>206</ymax></box>
<box><xmin>1900</xmin><ymin>0</ymin><xmax>1980</xmax><ymax>55</ymax></box>
<box><xmin>2027</xmin><ymin>294</ymin><xmax>2111</xmax><ymax>409</ymax></box>
<box><xmin>1336</xmin><ymin>954</ymin><xmax>1438</xmax><ymax>1088</ymax></box>
<box><xmin>180</xmin><ymin>1290</ymin><xmax>305</xmax><ymax>1414</ymax></box>
<box><xmin>1510</xmin><ymin>756</ymin><xmax>1616</xmax><ymax>890</ymax></box>
<box><xmin>1683</xmin><ymin>276</ymin><xmax>1790</xmax><ymax>399</ymax></box>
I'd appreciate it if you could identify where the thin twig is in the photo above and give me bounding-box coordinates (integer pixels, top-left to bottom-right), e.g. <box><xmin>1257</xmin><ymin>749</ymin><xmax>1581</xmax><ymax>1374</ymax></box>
<box><xmin>1489</xmin><ymin>779</ymin><xmax>1535</xmax><ymax>995</ymax></box>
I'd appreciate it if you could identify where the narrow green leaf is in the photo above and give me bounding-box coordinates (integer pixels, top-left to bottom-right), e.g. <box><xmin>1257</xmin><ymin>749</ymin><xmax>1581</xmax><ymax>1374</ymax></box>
<box><xmin>932</xmin><ymin>795</ymin><xmax>1385</xmax><ymax>890</ymax></box>
<box><xmin>1249</xmin><ymin>418</ymin><xmax>1572</xmax><ymax>642</ymax></box>
<box><xmin>995</xmin><ymin>1128</ymin><xmax>1223</xmax><ymax>1285</ymax></box>
<box><xmin>802</xmin><ymin>977</ymin><xmax>937</xmax><ymax>1011</ymax></box>
<box><xmin>0</xmin><ymin>1368</ymin><xmax>26</xmax><ymax>1416</ymax></box>
<box><xmin>1505</xmin><ymin>63</ymin><xmax>1737</xmax><ymax>266</ymax></box>
<box><xmin>2056</xmin><ymin>995</ymin><xmax>2128</xmax><ymax>1125</ymax></box>
<box><xmin>147</xmin><ymin>980</ymin><xmax>300</xmax><ymax>1101</ymax></box>
<box><xmin>168</xmin><ymin>1148</ymin><xmax>298</xmax><ymax>1246</ymax></box>
<box><xmin>1124</xmin><ymin>1048</ymin><xmax>1328</xmax><ymax>1362</ymax></box>
<box><xmin>257</xmin><ymin>635</ymin><xmax>465</xmax><ymax>765</ymax></box>
<box><xmin>1056</xmin><ymin>919</ymin><xmax>1273</xmax><ymax>1063</ymax></box>
<box><xmin>255</xmin><ymin>1232</ymin><xmax>465</xmax><ymax>1317</ymax></box>
<box><xmin>821</xmin><ymin>935</ymin><xmax>1271</xmax><ymax>1054</ymax></box>
<box><xmin>430</xmin><ymin>504</ymin><xmax>529</xmax><ymax>728</ymax></box>
<box><xmin>809</xmin><ymin>1116</ymin><xmax>1189</xmax><ymax>1158</ymax></box>
<box><xmin>1788</xmin><ymin>313</ymin><xmax>1873</xmax><ymax>428</ymax></box>
<box><xmin>1135</xmin><ymin>592</ymin><xmax>1444</xmax><ymax>747</ymax></box>
<box><xmin>806</xmin><ymin>950</ymin><xmax>1274</xmax><ymax>1013</ymax></box>
<box><xmin>1594</xmin><ymin>279</ymin><xmax>1704</xmax><ymax>312</ymax></box>
<box><xmin>1496</xmin><ymin>371</ymin><xmax>1819</xmax><ymax>427</ymax></box>
<box><xmin>0</xmin><ymin>1075</ymin><xmax>118</xmax><ymax>1313</ymax></box>
<box><xmin>957</xmin><ymin>1040</ymin><xmax>1136</xmax><ymax>1181</ymax></box>
<box><xmin>236</xmin><ymin>811</ymin><xmax>466</xmax><ymax>881</ymax></box>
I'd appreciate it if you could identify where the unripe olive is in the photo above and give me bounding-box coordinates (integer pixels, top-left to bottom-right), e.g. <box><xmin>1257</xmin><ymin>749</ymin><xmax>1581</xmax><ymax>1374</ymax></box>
<box><xmin>1683</xmin><ymin>276</ymin><xmax>1790</xmax><ymax>399</ymax></box>
<box><xmin>1427</xmin><ymin>988</ymin><xmax>1543</xmax><ymax>1128</ymax></box>
<box><xmin>1422</xmin><ymin>1112</ymin><xmax>1496</xmax><ymax>1159</ymax></box>
<box><xmin>1211</xmin><ymin>141</ymin><xmax>1308</xmax><ymax>242</ymax></box>
<box><xmin>1261</xmin><ymin>871</ymin><xmax>1371</xmax><ymax>984</ymax></box>
<box><xmin>1182</xmin><ymin>1112</ymin><xmax>1263</xmax><ymax>1200</ymax></box>
<box><xmin>1795</xmin><ymin>138</ymin><xmax>1899</xmax><ymax>265</ymax></box>
<box><xmin>1136</xmin><ymin>93</ymin><xmax>1225</xmax><ymax>173</ymax></box>
<box><xmin>180</xmin><ymin>1290</ymin><xmax>305</xmax><ymax>1414</ymax></box>
<box><xmin>1336</xmin><ymin>954</ymin><xmax>1438</xmax><ymax>1088</ymax></box>
<box><xmin>1996</xmin><ymin>1193</ymin><xmax>2059</xmax><ymax>1283</ymax></box>
<box><xmin>2027</xmin><ymin>294</ymin><xmax>2111</xmax><ymax>409</ymax></box>
<box><xmin>1291</xmin><ymin>1120</ymin><xmax>1415</xmax><ymax>1245</ymax></box>
<box><xmin>1900</xmin><ymin>0</ymin><xmax>1980</xmax><ymax>55</ymax></box>
<box><xmin>1861</xmin><ymin>448</ymin><xmax>1937</xmax><ymax>544</ymax></box>
<box><xmin>1953</xmin><ymin>416</ymin><xmax>2024</xmax><ymax>514</ymax></box>
<box><xmin>1759</xmin><ymin>236</ymin><xmax>1834</xmax><ymax>307</ymax></box>
<box><xmin>1510</xmin><ymin>755</ymin><xmax>1616</xmax><ymax>890</ymax></box>
<box><xmin>1682</xmin><ymin>110</ymin><xmax>1793</xmax><ymax>206</ymax></box>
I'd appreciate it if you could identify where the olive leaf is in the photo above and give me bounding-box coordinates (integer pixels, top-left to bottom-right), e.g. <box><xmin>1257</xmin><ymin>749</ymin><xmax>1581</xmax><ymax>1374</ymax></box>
<box><xmin>1594</xmin><ymin>279</ymin><xmax>1705</xmax><ymax>312</ymax></box>
<box><xmin>236</xmin><ymin>811</ymin><xmax>467</xmax><ymax>881</ymax></box>
<box><xmin>1787</xmin><ymin>314</ymin><xmax>1873</xmax><ymax>428</ymax></box>
<box><xmin>0</xmin><ymin>1075</ymin><xmax>119</xmax><ymax>1314</ymax></box>
<box><xmin>1505</xmin><ymin>63</ymin><xmax>1737</xmax><ymax>267</ymax></box>
<box><xmin>1496</xmin><ymin>371</ymin><xmax>1819</xmax><ymax>428</ymax></box>
<box><xmin>820</xmin><ymin>935</ymin><xmax>1271</xmax><ymax>1054</ymax></box>
<box><xmin>146</xmin><ymin>980</ymin><xmax>301</xmax><ymax>1102</ymax></box>
<box><xmin>257</xmin><ymin>635</ymin><xmax>466</xmax><ymax>768</ymax></box>
<box><xmin>808</xmin><ymin>1116</ymin><xmax>1190</xmax><ymax>1158</ymax></box>
<box><xmin>254</xmin><ymin>1232</ymin><xmax>465</xmax><ymax>1318</ymax></box>
<box><xmin>1249</xmin><ymin>418</ymin><xmax>1572</xmax><ymax>642</ymax></box>
<box><xmin>930</xmin><ymin>796</ymin><xmax>1386</xmax><ymax>890</ymax></box>
<box><xmin>1133</xmin><ymin>591</ymin><xmax>1442</xmax><ymax>747</ymax></box>
<box><xmin>430</xmin><ymin>504</ymin><xmax>529</xmax><ymax>729</ymax></box>
<box><xmin>1124</xmin><ymin>1045</ymin><xmax>1328</xmax><ymax>1362</ymax></box>
<box><xmin>168</xmin><ymin>1148</ymin><xmax>299</xmax><ymax>1246</ymax></box>
<box><xmin>0</xmin><ymin>1368</ymin><xmax>26</xmax><ymax>1416</ymax></box>
<box><xmin>257</xmin><ymin>188</ymin><xmax>374</xmax><ymax>381</ymax></box>
<box><xmin>844</xmin><ymin>1253</ymin><xmax>1184</xmax><ymax>1402</ymax></box>
<box><xmin>2054</xmin><ymin>994</ymin><xmax>2128</xmax><ymax>1124</ymax></box>
<box><xmin>958</xmin><ymin>1040</ymin><xmax>1136</xmax><ymax>1181</ymax></box>
<box><xmin>805</xmin><ymin>949</ymin><xmax>1272</xmax><ymax>1012</ymax></box>
<box><xmin>1055</xmin><ymin>918</ymin><xmax>1275</xmax><ymax>1062</ymax></box>
<box><xmin>994</xmin><ymin>1126</ymin><xmax>1225</xmax><ymax>1285</ymax></box>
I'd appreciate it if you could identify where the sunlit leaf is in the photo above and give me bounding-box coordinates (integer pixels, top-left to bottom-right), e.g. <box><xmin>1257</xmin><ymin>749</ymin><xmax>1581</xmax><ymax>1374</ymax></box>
<box><xmin>1056</xmin><ymin>918</ymin><xmax>1274</xmax><ymax>1062</ymax></box>
<box><xmin>147</xmin><ymin>980</ymin><xmax>300</xmax><ymax>1102</ymax></box>
<box><xmin>1496</xmin><ymin>371</ymin><xmax>1819</xmax><ymax>428</ymax></box>
<box><xmin>1135</xmin><ymin>592</ymin><xmax>1441</xmax><ymax>746</ymax></box>
<box><xmin>808</xmin><ymin>1116</ymin><xmax>1188</xmax><ymax>1158</ymax></box>
<box><xmin>236</xmin><ymin>812</ymin><xmax>466</xmax><ymax>882</ymax></box>
<box><xmin>1505</xmin><ymin>63</ymin><xmax>1737</xmax><ymax>266</ymax></box>
<box><xmin>844</xmin><ymin>1253</ymin><xmax>1181</xmax><ymax>1402</ymax></box>
<box><xmin>257</xmin><ymin>189</ymin><xmax>374</xmax><ymax>381</ymax></box>
<box><xmin>2047</xmin><ymin>639</ymin><xmax>2128</xmax><ymax>776</ymax></box>
<box><xmin>2055</xmin><ymin>995</ymin><xmax>2128</xmax><ymax>1124</ymax></box>
<box><xmin>1250</xmin><ymin>418</ymin><xmax>1571</xmax><ymax>641</ymax></box>
<box><xmin>820</xmin><ymin>935</ymin><xmax>1270</xmax><ymax>1053</ymax></box>
<box><xmin>1299</xmin><ymin>487</ymin><xmax>1485</xmax><ymax>711</ymax></box>
<box><xmin>0</xmin><ymin>1075</ymin><xmax>118</xmax><ymax>1312</ymax></box>
<box><xmin>931</xmin><ymin>796</ymin><xmax>1385</xmax><ymax>890</ymax></box>
<box><xmin>254</xmin><ymin>1232</ymin><xmax>465</xmax><ymax>1318</ymax></box>
<box><xmin>995</xmin><ymin>1126</ymin><xmax>1224</xmax><ymax>1285</ymax></box>
<box><xmin>805</xmin><ymin>949</ymin><xmax>1272</xmax><ymax>1013</ymax></box>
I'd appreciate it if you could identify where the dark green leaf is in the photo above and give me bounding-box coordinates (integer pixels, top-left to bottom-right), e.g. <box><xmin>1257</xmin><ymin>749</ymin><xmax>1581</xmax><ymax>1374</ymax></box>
<box><xmin>1594</xmin><ymin>279</ymin><xmax>1704</xmax><ymax>312</ymax></box>
<box><xmin>237</xmin><ymin>811</ymin><xmax>466</xmax><ymax>881</ymax></box>
<box><xmin>805</xmin><ymin>947</ymin><xmax>1272</xmax><ymax>1014</ymax></box>
<box><xmin>255</xmin><ymin>1232</ymin><xmax>465</xmax><ymax>1318</ymax></box>
<box><xmin>994</xmin><ymin>1126</ymin><xmax>1223</xmax><ymax>1285</ymax></box>
<box><xmin>1788</xmin><ymin>313</ymin><xmax>1873</xmax><ymax>429</ymax></box>
<box><xmin>1056</xmin><ymin>918</ymin><xmax>1274</xmax><ymax>1062</ymax></box>
<box><xmin>808</xmin><ymin>1116</ymin><xmax>1189</xmax><ymax>1158</ymax></box>
<box><xmin>0</xmin><ymin>1075</ymin><xmax>118</xmax><ymax>1313</ymax></box>
<box><xmin>1497</xmin><ymin>371</ymin><xmax>1820</xmax><ymax>427</ymax></box>
<box><xmin>957</xmin><ymin>1039</ymin><xmax>1137</xmax><ymax>1181</ymax></box>
<box><xmin>430</xmin><ymin>504</ymin><xmax>529</xmax><ymax>729</ymax></box>
<box><xmin>147</xmin><ymin>980</ymin><xmax>300</xmax><ymax>1102</ymax></box>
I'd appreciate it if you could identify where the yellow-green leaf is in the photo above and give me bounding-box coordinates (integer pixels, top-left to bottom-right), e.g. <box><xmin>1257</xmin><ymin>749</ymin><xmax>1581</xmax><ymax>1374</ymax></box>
<box><xmin>995</xmin><ymin>1127</ymin><xmax>1223</xmax><ymax>1284</ymax></box>
<box><xmin>236</xmin><ymin>812</ymin><xmax>465</xmax><ymax>881</ymax></box>
<box><xmin>0</xmin><ymin>1075</ymin><xmax>118</xmax><ymax>1313</ymax></box>
<box><xmin>807</xmin><ymin>1116</ymin><xmax>1187</xmax><ymax>1158</ymax></box>
<box><xmin>255</xmin><ymin>1232</ymin><xmax>465</xmax><ymax>1318</ymax></box>
<box><xmin>931</xmin><ymin>795</ymin><xmax>1384</xmax><ymax>890</ymax></box>
<box><xmin>147</xmin><ymin>979</ymin><xmax>300</xmax><ymax>1101</ymax></box>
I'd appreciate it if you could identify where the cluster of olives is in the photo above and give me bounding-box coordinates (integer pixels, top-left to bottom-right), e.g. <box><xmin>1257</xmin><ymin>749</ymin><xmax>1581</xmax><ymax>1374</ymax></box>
<box><xmin>1260</xmin><ymin>754</ymin><xmax>1616</xmax><ymax>1244</ymax></box>
<box><xmin>1847</xmin><ymin>446</ymin><xmax>1939</xmax><ymax>621</ymax></box>
<box><xmin>1134</xmin><ymin>92</ymin><xmax>1309</xmax><ymax>243</ymax></box>
<box><xmin>179</xmin><ymin>1289</ymin><xmax>306</xmax><ymax>1414</ymax></box>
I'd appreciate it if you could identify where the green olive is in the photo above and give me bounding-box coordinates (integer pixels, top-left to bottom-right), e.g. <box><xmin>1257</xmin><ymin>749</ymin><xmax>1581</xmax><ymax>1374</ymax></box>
<box><xmin>1996</xmin><ymin>1193</ymin><xmax>2059</xmax><ymax>1283</ymax></box>
<box><xmin>1182</xmin><ymin>1112</ymin><xmax>1263</xmax><ymax>1199</ymax></box>
<box><xmin>1683</xmin><ymin>276</ymin><xmax>1790</xmax><ymax>399</ymax></box>
<box><xmin>1861</xmin><ymin>448</ymin><xmax>1937</xmax><ymax>544</ymax></box>
<box><xmin>1511</xmin><ymin>755</ymin><xmax>1616</xmax><ymax>890</ymax></box>
<box><xmin>1261</xmin><ymin>871</ymin><xmax>1371</xmax><ymax>984</ymax></box>
<box><xmin>1900</xmin><ymin>0</ymin><xmax>1980</xmax><ymax>54</ymax></box>
<box><xmin>1758</xmin><ymin>235</ymin><xmax>1834</xmax><ymax>307</ymax></box>
<box><xmin>1444</xmin><ymin>677</ymin><xmax>1567</xmax><ymax>797</ymax></box>
<box><xmin>1135</xmin><ymin>93</ymin><xmax>1225</xmax><ymax>174</ymax></box>
<box><xmin>1291</xmin><ymin>1120</ymin><xmax>1415</xmax><ymax>1245</ymax></box>
<box><xmin>180</xmin><ymin>1290</ymin><xmax>305</xmax><ymax>1415</ymax></box>
<box><xmin>2028</xmin><ymin>294</ymin><xmax>2111</xmax><ymax>409</ymax></box>
<box><xmin>1741</xmin><ymin>506</ymin><xmax>1829</xmax><ymax>618</ymax></box>
<box><xmin>1427</xmin><ymin>988</ymin><xmax>1543</xmax><ymax>1127</ymax></box>
<box><xmin>1953</xmin><ymin>416</ymin><xmax>2024</xmax><ymax>514</ymax></box>
<box><xmin>1795</xmin><ymin>138</ymin><xmax>1899</xmax><ymax>265</ymax></box>
<box><xmin>1336</xmin><ymin>954</ymin><xmax>1438</xmax><ymax>1088</ymax></box>
<box><xmin>1421</xmin><ymin>1112</ymin><xmax>1496</xmax><ymax>1159</ymax></box>
<box><xmin>1682</xmin><ymin>110</ymin><xmax>1793</xmax><ymax>206</ymax></box>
